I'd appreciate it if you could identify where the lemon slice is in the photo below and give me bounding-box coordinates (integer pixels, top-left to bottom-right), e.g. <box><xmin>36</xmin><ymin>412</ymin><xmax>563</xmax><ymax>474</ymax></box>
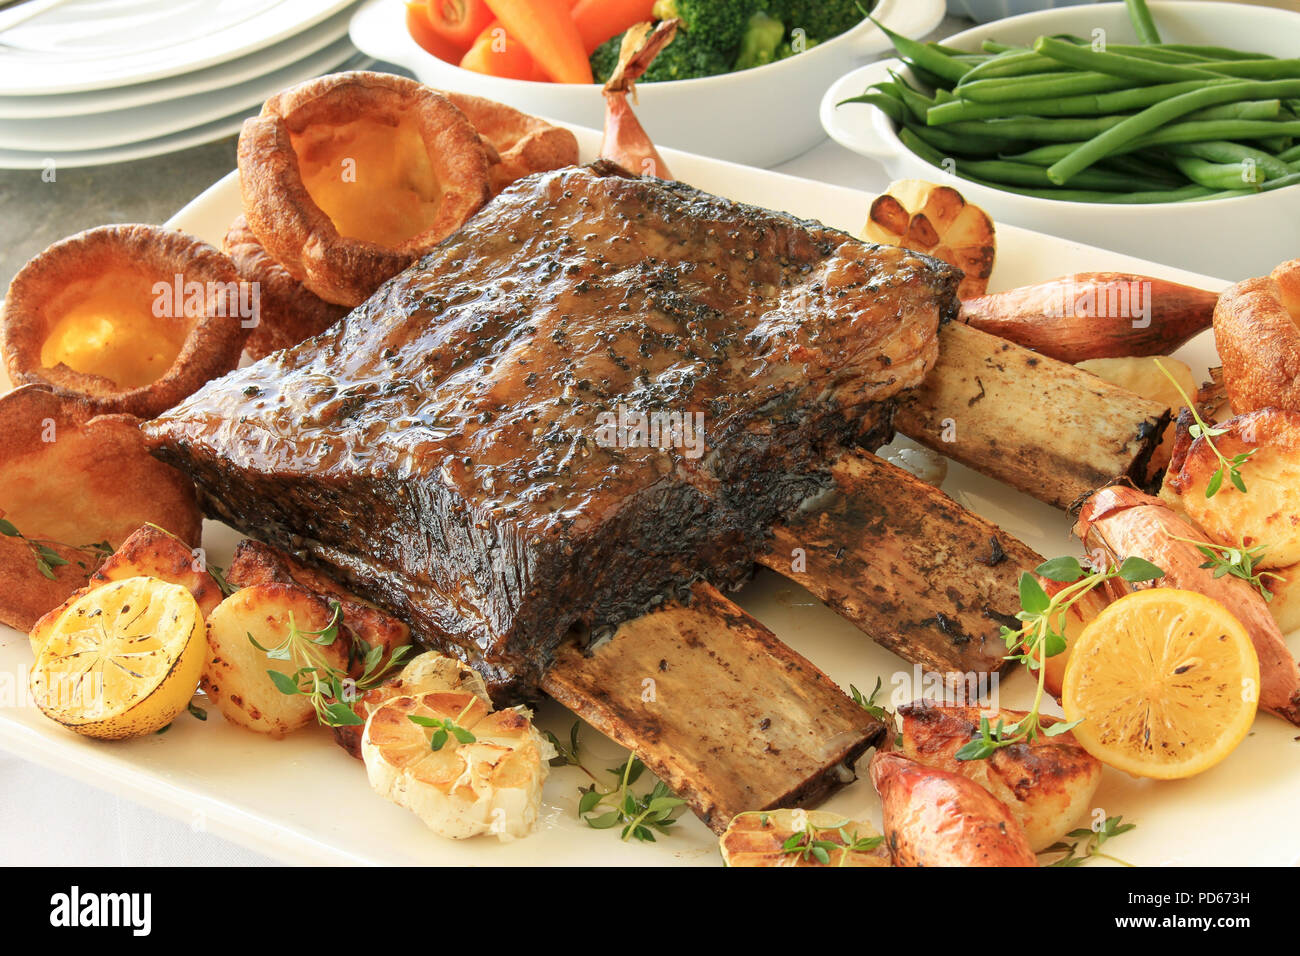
<box><xmin>1062</xmin><ymin>588</ymin><xmax>1259</xmax><ymax>779</ymax></box>
<box><xmin>29</xmin><ymin>576</ymin><xmax>204</xmax><ymax>740</ymax></box>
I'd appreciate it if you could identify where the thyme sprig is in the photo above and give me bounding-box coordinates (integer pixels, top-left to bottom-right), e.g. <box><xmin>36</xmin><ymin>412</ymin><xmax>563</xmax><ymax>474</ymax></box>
<box><xmin>1166</xmin><ymin>533</ymin><xmax>1282</xmax><ymax>601</ymax></box>
<box><xmin>957</xmin><ymin>555</ymin><xmax>1164</xmax><ymax>761</ymax></box>
<box><xmin>249</xmin><ymin>602</ymin><xmax>412</xmax><ymax>727</ymax></box>
<box><xmin>578</xmin><ymin>755</ymin><xmax>686</xmax><ymax>842</ymax></box>
<box><xmin>0</xmin><ymin>515</ymin><xmax>111</xmax><ymax>579</ymax></box>
<box><xmin>1044</xmin><ymin>815</ymin><xmax>1137</xmax><ymax>867</ymax></box>
<box><xmin>1154</xmin><ymin>359</ymin><xmax>1252</xmax><ymax>497</ymax></box>
<box><xmin>782</xmin><ymin>821</ymin><xmax>885</xmax><ymax>866</ymax></box>
<box><xmin>849</xmin><ymin>676</ymin><xmax>892</xmax><ymax>723</ymax></box>
<box><xmin>409</xmin><ymin>698</ymin><xmax>477</xmax><ymax>751</ymax></box>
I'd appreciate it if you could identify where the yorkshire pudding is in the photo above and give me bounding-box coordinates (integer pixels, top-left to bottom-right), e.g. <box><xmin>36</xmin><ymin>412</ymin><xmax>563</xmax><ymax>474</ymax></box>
<box><xmin>1214</xmin><ymin>258</ymin><xmax>1300</xmax><ymax>415</ymax></box>
<box><xmin>238</xmin><ymin>71</ymin><xmax>492</xmax><ymax>308</ymax></box>
<box><xmin>442</xmin><ymin>91</ymin><xmax>580</xmax><ymax>194</ymax></box>
<box><xmin>223</xmin><ymin>215</ymin><xmax>349</xmax><ymax>360</ymax></box>
<box><xmin>0</xmin><ymin>385</ymin><xmax>202</xmax><ymax>632</ymax></box>
<box><xmin>2</xmin><ymin>224</ymin><xmax>250</xmax><ymax>419</ymax></box>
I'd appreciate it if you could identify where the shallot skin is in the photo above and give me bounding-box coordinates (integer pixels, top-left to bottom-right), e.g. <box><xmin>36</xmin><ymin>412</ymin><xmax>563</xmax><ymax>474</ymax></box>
<box><xmin>870</xmin><ymin>751</ymin><xmax>1037</xmax><ymax>867</ymax></box>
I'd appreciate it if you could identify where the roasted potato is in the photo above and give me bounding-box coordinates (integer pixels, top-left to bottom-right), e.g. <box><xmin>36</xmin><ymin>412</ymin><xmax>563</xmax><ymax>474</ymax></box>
<box><xmin>1265</xmin><ymin>564</ymin><xmax>1300</xmax><ymax>634</ymax></box>
<box><xmin>1076</xmin><ymin>355</ymin><xmax>1196</xmax><ymax>476</ymax></box>
<box><xmin>226</xmin><ymin>538</ymin><xmax>410</xmax><ymax>673</ymax></box>
<box><xmin>202</xmin><ymin>582</ymin><xmax>349</xmax><ymax>737</ymax></box>
<box><xmin>897</xmin><ymin>702</ymin><xmax>1102</xmax><ymax>852</ymax></box>
<box><xmin>0</xmin><ymin>385</ymin><xmax>201</xmax><ymax>632</ymax></box>
<box><xmin>1162</xmin><ymin>407</ymin><xmax>1300</xmax><ymax>570</ymax></box>
<box><xmin>28</xmin><ymin>523</ymin><xmax>222</xmax><ymax>657</ymax></box>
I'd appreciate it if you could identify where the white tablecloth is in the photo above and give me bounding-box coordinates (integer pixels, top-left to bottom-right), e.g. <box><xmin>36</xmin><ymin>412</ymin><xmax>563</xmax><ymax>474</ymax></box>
<box><xmin>0</xmin><ymin>137</ymin><xmax>893</xmax><ymax>867</ymax></box>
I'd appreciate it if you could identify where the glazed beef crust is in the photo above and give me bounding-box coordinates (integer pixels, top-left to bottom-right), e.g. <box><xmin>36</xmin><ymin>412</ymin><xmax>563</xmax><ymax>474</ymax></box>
<box><xmin>146</xmin><ymin>162</ymin><xmax>959</xmax><ymax>698</ymax></box>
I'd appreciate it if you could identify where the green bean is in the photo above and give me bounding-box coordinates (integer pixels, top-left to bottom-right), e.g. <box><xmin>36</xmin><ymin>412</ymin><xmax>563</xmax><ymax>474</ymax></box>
<box><xmin>1047</xmin><ymin>82</ymin><xmax>1300</xmax><ymax>184</ymax></box>
<box><xmin>981</xmin><ymin>40</ymin><xmax>1026</xmax><ymax>55</ymax></box>
<box><xmin>1196</xmin><ymin>59</ymin><xmax>1300</xmax><ymax>79</ymax></box>
<box><xmin>1130</xmin><ymin>119</ymin><xmax>1300</xmax><ymax>149</ymax></box>
<box><xmin>1125</xmin><ymin>0</ymin><xmax>1161</xmax><ymax>44</ymax></box>
<box><xmin>838</xmin><ymin>92</ymin><xmax>907</xmax><ymax>124</ymax></box>
<box><xmin>1165</xmin><ymin>140</ymin><xmax>1293</xmax><ymax>179</ymax></box>
<box><xmin>926</xmin><ymin>78</ymin><xmax>1236</xmax><ymax>124</ymax></box>
<box><xmin>942</xmin><ymin>115</ymin><xmax>1130</xmax><ymax>142</ymax></box>
<box><xmin>956</xmin><ymin>50</ymin><xmax>1069</xmax><ymax>85</ymax></box>
<box><xmin>871</xmin><ymin>17</ymin><xmax>974</xmax><ymax>83</ymax></box>
<box><xmin>1099</xmin><ymin>153</ymin><xmax>1186</xmax><ymax>185</ymax></box>
<box><xmin>1173</xmin><ymin>156</ymin><xmax>1263</xmax><ymax>190</ymax></box>
<box><xmin>1261</xmin><ymin>171</ymin><xmax>1300</xmax><ymax>191</ymax></box>
<box><xmin>1106</xmin><ymin>45</ymin><xmax>1212</xmax><ymax>64</ymax></box>
<box><xmin>886</xmin><ymin>71</ymin><xmax>938</xmax><ymax>122</ymax></box>
<box><xmin>953</xmin><ymin>158</ymin><xmax>1171</xmax><ymax>191</ymax></box>
<box><xmin>1281</xmin><ymin>143</ymin><xmax>1300</xmax><ymax>162</ymax></box>
<box><xmin>1034</xmin><ymin>37</ymin><xmax>1225</xmax><ymax>82</ymax></box>
<box><xmin>1257</xmin><ymin>136</ymin><xmax>1294</xmax><ymax>153</ymax></box>
<box><xmin>958</xmin><ymin>72</ymin><xmax>1133</xmax><ymax>104</ymax></box>
<box><xmin>1159</xmin><ymin>44</ymin><xmax>1273</xmax><ymax>61</ymax></box>
<box><xmin>1184</xmin><ymin>100</ymin><xmax>1282</xmax><ymax>122</ymax></box>
<box><xmin>903</xmin><ymin>121</ymin><xmax>1028</xmax><ymax>158</ymax></box>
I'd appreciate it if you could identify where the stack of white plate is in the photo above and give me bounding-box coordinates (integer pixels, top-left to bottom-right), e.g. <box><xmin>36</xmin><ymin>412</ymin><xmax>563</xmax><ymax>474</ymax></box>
<box><xmin>0</xmin><ymin>0</ymin><xmax>371</xmax><ymax>169</ymax></box>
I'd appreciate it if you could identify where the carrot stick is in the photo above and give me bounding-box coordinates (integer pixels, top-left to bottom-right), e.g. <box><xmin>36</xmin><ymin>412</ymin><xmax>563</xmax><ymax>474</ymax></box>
<box><xmin>483</xmin><ymin>0</ymin><xmax>593</xmax><ymax>84</ymax></box>
<box><xmin>421</xmin><ymin>0</ymin><xmax>496</xmax><ymax>48</ymax></box>
<box><xmin>572</xmin><ymin>0</ymin><xmax>657</xmax><ymax>54</ymax></box>
<box><xmin>406</xmin><ymin>3</ymin><xmax>472</xmax><ymax>61</ymax></box>
<box><xmin>461</xmin><ymin>22</ymin><xmax>547</xmax><ymax>80</ymax></box>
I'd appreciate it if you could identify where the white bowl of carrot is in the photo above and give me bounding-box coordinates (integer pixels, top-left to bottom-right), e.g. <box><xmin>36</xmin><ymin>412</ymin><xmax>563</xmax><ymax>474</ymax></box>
<box><xmin>350</xmin><ymin>0</ymin><xmax>947</xmax><ymax>168</ymax></box>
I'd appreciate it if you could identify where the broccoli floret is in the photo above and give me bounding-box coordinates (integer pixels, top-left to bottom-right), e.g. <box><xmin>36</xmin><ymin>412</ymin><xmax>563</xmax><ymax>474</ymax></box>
<box><xmin>591</xmin><ymin>29</ymin><xmax>731</xmax><ymax>83</ymax></box>
<box><xmin>733</xmin><ymin>11</ymin><xmax>786</xmax><ymax>71</ymax></box>
<box><xmin>780</xmin><ymin>0</ymin><xmax>871</xmax><ymax>44</ymax></box>
<box><xmin>643</xmin><ymin>33</ymin><xmax>732</xmax><ymax>81</ymax></box>
<box><xmin>652</xmin><ymin>0</ymin><xmax>764</xmax><ymax>57</ymax></box>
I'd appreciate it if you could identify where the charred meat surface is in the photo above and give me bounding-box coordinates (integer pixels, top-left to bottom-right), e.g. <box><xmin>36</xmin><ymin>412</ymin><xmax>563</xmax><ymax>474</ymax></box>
<box><xmin>146</xmin><ymin>162</ymin><xmax>959</xmax><ymax>697</ymax></box>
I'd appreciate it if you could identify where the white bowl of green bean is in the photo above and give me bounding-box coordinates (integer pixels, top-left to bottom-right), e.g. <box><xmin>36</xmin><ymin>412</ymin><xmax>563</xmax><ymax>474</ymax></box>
<box><xmin>821</xmin><ymin>1</ymin><xmax>1300</xmax><ymax>279</ymax></box>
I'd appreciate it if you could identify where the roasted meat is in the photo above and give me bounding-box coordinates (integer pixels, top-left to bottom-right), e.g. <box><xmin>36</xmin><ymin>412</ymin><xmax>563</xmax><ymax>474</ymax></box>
<box><xmin>145</xmin><ymin>161</ymin><xmax>959</xmax><ymax>698</ymax></box>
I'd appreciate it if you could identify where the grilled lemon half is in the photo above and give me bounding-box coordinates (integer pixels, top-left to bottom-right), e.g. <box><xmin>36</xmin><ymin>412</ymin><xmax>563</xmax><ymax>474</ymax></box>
<box><xmin>29</xmin><ymin>576</ymin><xmax>204</xmax><ymax>739</ymax></box>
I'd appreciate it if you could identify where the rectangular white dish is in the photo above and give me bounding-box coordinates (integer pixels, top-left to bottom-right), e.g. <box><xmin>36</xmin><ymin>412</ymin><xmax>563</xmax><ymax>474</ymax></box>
<box><xmin>1</xmin><ymin>128</ymin><xmax>1296</xmax><ymax>866</ymax></box>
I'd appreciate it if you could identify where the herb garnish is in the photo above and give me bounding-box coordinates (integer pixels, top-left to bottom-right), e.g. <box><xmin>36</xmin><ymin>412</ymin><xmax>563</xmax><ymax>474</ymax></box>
<box><xmin>248</xmin><ymin>602</ymin><xmax>412</xmax><ymax>727</ymax></box>
<box><xmin>782</xmin><ymin>821</ymin><xmax>885</xmax><ymax>866</ymax></box>
<box><xmin>1166</xmin><ymin>534</ymin><xmax>1282</xmax><ymax>601</ymax></box>
<box><xmin>1043</xmin><ymin>815</ymin><xmax>1137</xmax><ymax>867</ymax></box>
<box><xmin>408</xmin><ymin>699</ymin><xmax>478</xmax><ymax>751</ymax></box>
<box><xmin>957</xmin><ymin>555</ymin><xmax>1164</xmax><ymax>761</ymax></box>
<box><xmin>1155</xmin><ymin>359</ymin><xmax>1252</xmax><ymax>497</ymax></box>
<box><xmin>578</xmin><ymin>755</ymin><xmax>686</xmax><ymax>842</ymax></box>
<box><xmin>849</xmin><ymin>676</ymin><xmax>892</xmax><ymax>723</ymax></box>
<box><xmin>0</xmin><ymin>515</ymin><xmax>111</xmax><ymax>579</ymax></box>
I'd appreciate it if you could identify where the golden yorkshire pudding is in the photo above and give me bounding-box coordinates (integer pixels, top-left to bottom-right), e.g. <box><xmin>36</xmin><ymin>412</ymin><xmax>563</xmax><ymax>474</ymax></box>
<box><xmin>0</xmin><ymin>385</ymin><xmax>202</xmax><ymax>632</ymax></box>
<box><xmin>223</xmin><ymin>215</ymin><xmax>349</xmax><ymax>360</ymax></box>
<box><xmin>442</xmin><ymin>91</ymin><xmax>580</xmax><ymax>194</ymax></box>
<box><xmin>1214</xmin><ymin>258</ymin><xmax>1300</xmax><ymax>415</ymax></box>
<box><xmin>2</xmin><ymin>224</ymin><xmax>250</xmax><ymax>419</ymax></box>
<box><xmin>238</xmin><ymin>71</ymin><xmax>492</xmax><ymax>308</ymax></box>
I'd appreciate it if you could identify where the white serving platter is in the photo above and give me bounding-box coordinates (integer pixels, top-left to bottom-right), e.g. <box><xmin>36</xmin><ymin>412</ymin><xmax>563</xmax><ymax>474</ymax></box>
<box><xmin>1</xmin><ymin>127</ymin><xmax>1297</xmax><ymax>867</ymax></box>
